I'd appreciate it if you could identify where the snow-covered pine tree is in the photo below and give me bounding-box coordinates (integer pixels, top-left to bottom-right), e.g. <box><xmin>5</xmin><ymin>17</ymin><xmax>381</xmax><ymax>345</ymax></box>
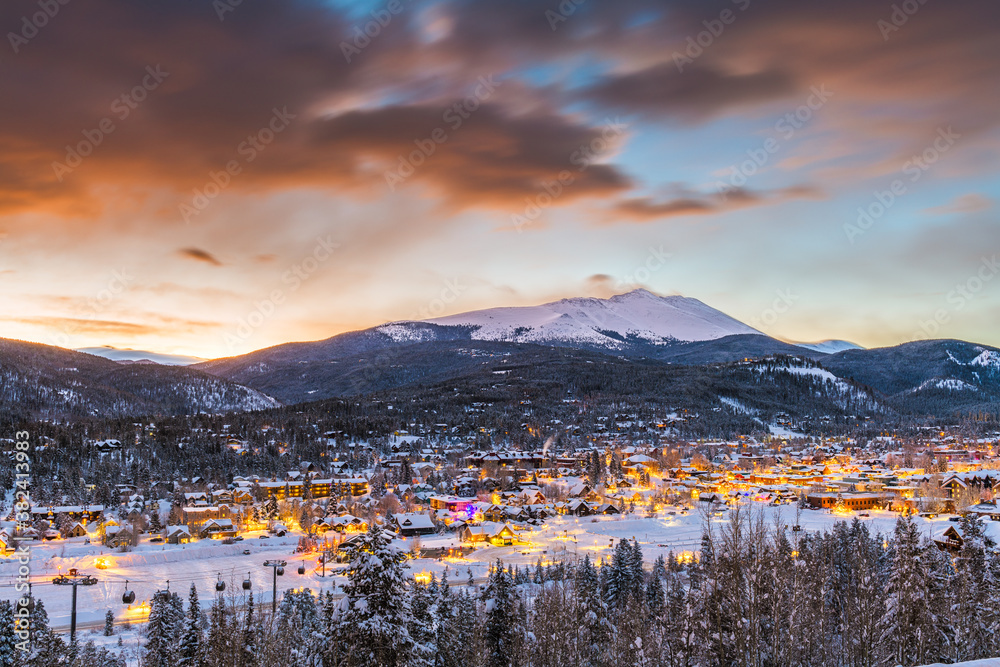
<box><xmin>452</xmin><ymin>589</ymin><xmax>482</xmax><ymax>666</ymax></box>
<box><xmin>338</xmin><ymin>523</ymin><xmax>415</xmax><ymax>666</ymax></box>
<box><xmin>881</xmin><ymin>515</ymin><xmax>927</xmax><ymax>666</ymax></box>
<box><xmin>574</xmin><ymin>554</ymin><xmax>610</xmax><ymax>667</ymax></box>
<box><xmin>409</xmin><ymin>580</ymin><xmax>436</xmax><ymax>666</ymax></box>
<box><xmin>919</xmin><ymin>538</ymin><xmax>953</xmax><ymax>664</ymax></box>
<box><xmin>952</xmin><ymin>513</ymin><xmax>993</xmax><ymax>661</ymax></box>
<box><xmin>628</xmin><ymin>538</ymin><xmax>645</xmax><ymax>600</ymax></box>
<box><xmin>104</xmin><ymin>608</ymin><xmax>114</xmax><ymax>637</ymax></box>
<box><xmin>483</xmin><ymin>561</ymin><xmax>522</xmax><ymax>667</ymax></box>
<box><xmin>435</xmin><ymin>569</ymin><xmax>463</xmax><ymax>667</ymax></box>
<box><xmin>203</xmin><ymin>593</ymin><xmax>231</xmax><ymax>667</ymax></box>
<box><xmin>178</xmin><ymin>583</ymin><xmax>202</xmax><ymax>666</ymax></box>
<box><xmin>240</xmin><ymin>591</ymin><xmax>258</xmax><ymax>667</ymax></box>
<box><xmin>27</xmin><ymin>598</ymin><xmax>64</xmax><ymax>667</ymax></box>
<box><xmin>0</xmin><ymin>601</ymin><xmax>19</xmax><ymax>667</ymax></box>
<box><xmin>143</xmin><ymin>592</ymin><xmax>179</xmax><ymax>667</ymax></box>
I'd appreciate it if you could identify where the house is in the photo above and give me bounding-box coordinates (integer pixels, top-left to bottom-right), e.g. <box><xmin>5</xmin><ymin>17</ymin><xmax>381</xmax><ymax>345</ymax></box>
<box><xmin>964</xmin><ymin>502</ymin><xmax>1000</xmax><ymax>521</ymax></box>
<box><xmin>200</xmin><ymin>518</ymin><xmax>237</xmax><ymax>540</ymax></box>
<box><xmin>320</xmin><ymin>515</ymin><xmax>368</xmax><ymax>533</ymax></box>
<box><xmin>933</xmin><ymin>525</ymin><xmax>964</xmax><ymax>553</ymax></box>
<box><xmin>806</xmin><ymin>493</ymin><xmax>883</xmax><ymax>511</ymax></box>
<box><xmin>429</xmin><ymin>495</ymin><xmax>475</xmax><ymax>513</ymax></box>
<box><xmin>565</xmin><ymin>499</ymin><xmax>592</xmax><ymax>516</ymax></box>
<box><xmin>392</xmin><ymin>513</ymin><xmax>436</xmax><ymax>537</ymax></box>
<box><xmin>63</xmin><ymin>522</ymin><xmax>87</xmax><ymax>539</ymax></box>
<box><xmin>166</xmin><ymin>525</ymin><xmax>193</xmax><ymax>544</ymax></box>
<box><xmin>594</xmin><ymin>503</ymin><xmax>621</xmax><ymax>515</ymax></box>
<box><xmin>461</xmin><ymin>522</ymin><xmax>518</xmax><ymax>546</ymax></box>
<box><xmin>0</xmin><ymin>530</ymin><xmax>10</xmax><ymax>554</ymax></box>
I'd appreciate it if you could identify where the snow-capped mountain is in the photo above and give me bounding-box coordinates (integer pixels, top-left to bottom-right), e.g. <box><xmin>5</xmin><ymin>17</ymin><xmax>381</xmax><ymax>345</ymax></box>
<box><xmin>388</xmin><ymin>289</ymin><xmax>761</xmax><ymax>348</ymax></box>
<box><xmin>77</xmin><ymin>346</ymin><xmax>205</xmax><ymax>366</ymax></box>
<box><xmin>794</xmin><ymin>339</ymin><xmax>864</xmax><ymax>354</ymax></box>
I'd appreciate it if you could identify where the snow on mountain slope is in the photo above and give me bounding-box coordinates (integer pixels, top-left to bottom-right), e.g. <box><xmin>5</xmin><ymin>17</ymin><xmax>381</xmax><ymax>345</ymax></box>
<box><xmin>794</xmin><ymin>340</ymin><xmax>864</xmax><ymax>354</ymax></box>
<box><xmin>970</xmin><ymin>349</ymin><xmax>1000</xmax><ymax>371</ymax></box>
<box><xmin>912</xmin><ymin>377</ymin><xmax>980</xmax><ymax>393</ymax></box>
<box><xmin>411</xmin><ymin>289</ymin><xmax>760</xmax><ymax>347</ymax></box>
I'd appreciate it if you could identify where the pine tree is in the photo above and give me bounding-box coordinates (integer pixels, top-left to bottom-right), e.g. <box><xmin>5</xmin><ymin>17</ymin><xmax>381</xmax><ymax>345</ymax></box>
<box><xmin>178</xmin><ymin>583</ymin><xmax>203</xmax><ymax>666</ymax></box>
<box><xmin>339</xmin><ymin>523</ymin><xmax>415</xmax><ymax>666</ymax></box>
<box><xmin>0</xmin><ymin>601</ymin><xmax>19</xmax><ymax>667</ymax></box>
<box><xmin>144</xmin><ymin>592</ymin><xmax>177</xmax><ymax>667</ymax></box>
<box><xmin>104</xmin><ymin>609</ymin><xmax>115</xmax><ymax>637</ymax></box>
<box><xmin>575</xmin><ymin>554</ymin><xmax>610</xmax><ymax>667</ymax></box>
<box><xmin>628</xmin><ymin>538</ymin><xmax>645</xmax><ymax>600</ymax></box>
<box><xmin>204</xmin><ymin>593</ymin><xmax>231</xmax><ymax>667</ymax></box>
<box><xmin>881</xmin><ymin>515</ymin><xmax>926</xmax><ymax>666</ymax></box>
<box><xmin>436</xmin><ymin>570</ymin><xmax>462</xmax><ymax>667</ymax></box>
<box><xmin>28</xmin><ymin>598</ymin><xmax>64</xmax><ymax>667</ymax></box>
<box><xmin>952</xmin><ymin>513</ymin><xmax>993</xmax><ymax>661</ymax></box>
<box><xmin>409</xmin><ymin>581</ymin><xmax>436</xmax><ymax>666</ymax></box>
<box><xmin>483</xmin><ymin>562</ymin><xmax>521</xmax><ymax>667</ymax></box>
<box><xmin>241</xmin><ymin>592</ymin><xmax>257</xmax><ymax>667</ymax></box>
<box><xmin>453</xmin><ymin>590</ymin><xmax>482</xmax><ymax>667</ymax></box>
<box><xmin>264</xmin><ymin>496</ymin><xmax>278</xmax><ymax>521</ymax></box>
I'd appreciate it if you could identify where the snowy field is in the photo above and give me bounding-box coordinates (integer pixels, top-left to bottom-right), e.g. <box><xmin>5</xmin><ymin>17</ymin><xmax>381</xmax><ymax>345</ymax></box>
<box><xmin>2</xmin><ymin>505</ymin><xmax>993</xmax><ymax>634</ymax></box>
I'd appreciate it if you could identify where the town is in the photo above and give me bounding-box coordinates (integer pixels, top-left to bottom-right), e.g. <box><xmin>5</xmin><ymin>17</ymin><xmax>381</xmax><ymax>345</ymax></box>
<box><xmin>3</xmin><ymin>405</ymin><xmax>1000</xmax><ymax>663</ymax></box>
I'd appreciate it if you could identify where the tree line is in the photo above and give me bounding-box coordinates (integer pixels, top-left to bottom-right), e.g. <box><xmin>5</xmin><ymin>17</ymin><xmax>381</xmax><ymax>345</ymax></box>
<box><xmin>5</xmin><ymin>509</ymin><xmax>999</xmax><ymax>666</ymax></box>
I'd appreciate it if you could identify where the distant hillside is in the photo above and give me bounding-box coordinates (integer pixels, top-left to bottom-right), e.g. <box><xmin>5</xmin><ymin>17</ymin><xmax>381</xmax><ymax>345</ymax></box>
<box><xmin>0</xmin><ymin>338</ymin><xmax>278</xmax><ymax>420</ymax></box>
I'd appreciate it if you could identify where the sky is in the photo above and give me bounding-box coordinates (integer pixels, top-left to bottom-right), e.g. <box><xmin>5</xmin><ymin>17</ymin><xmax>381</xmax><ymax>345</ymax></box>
<box><xmin>0</xmin><ymin>0</ymin><xmax>998</xmax><ymax>359</ymax></box>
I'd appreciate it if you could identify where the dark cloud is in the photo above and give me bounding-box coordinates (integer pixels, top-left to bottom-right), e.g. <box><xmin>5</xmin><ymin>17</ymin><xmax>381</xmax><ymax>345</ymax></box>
<box><xmin>312</xmin><ymin>103</ymin><xmax>631</xmax><ymax>206</ymax></box>
<box><xmin>610</xmin><ymin>185</ymin><xmax>823</xmax><ymax>222</ymax></box>
<box><xmin>584</xmin><ymin>64</ymin><xmax>797</xmax><ymax>121</ymax></box>
<box><xmin>0</xmin><ymin>0</ymin><xmax>996</xmax><ymax>221</ymax></box>
<box><xmin>178</xmin><ymin>248</ymin><xmax>222</xmax><ymax>266</ymax></box>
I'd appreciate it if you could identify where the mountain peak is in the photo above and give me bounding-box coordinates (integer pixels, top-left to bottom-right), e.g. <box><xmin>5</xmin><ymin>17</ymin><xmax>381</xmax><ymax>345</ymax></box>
<box><xmin>418</xmin><ymin>290</ymin><xmax>759</xmax><ymax>346</ymax></box>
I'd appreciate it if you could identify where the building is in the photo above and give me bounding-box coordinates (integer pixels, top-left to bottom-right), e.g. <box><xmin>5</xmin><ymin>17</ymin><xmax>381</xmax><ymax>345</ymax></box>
<box><xmin>199</xmin><ymin>518</ymin><xmax>237</xmax><ymax>540</ymax></box>
<box><xmin>166</xmin><ymin>525</ymin><xmax>192</xmax><ymax>544</ymax></box>
<box><xmin>429</xmin><ymin>495</ymin><xmax>475</xmax><ymax>512</ymax></box>
<box><xmin>258</xmin><ymin>477</ymin><xmax>369</xmax><ymax>501</ymax></box>
<box><xmin>807</xmin><ymin>493</ymin><xmax>883</xmax><ymax>511</ymax></box>
<box><xmin>393</xmin><ymin>513</ymin><xmax>436</xmax><ymax>537</ymax></box>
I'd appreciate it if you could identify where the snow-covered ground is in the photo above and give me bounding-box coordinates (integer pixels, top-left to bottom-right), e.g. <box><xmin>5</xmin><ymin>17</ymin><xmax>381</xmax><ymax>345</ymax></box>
<box><xmin>2</xmin><ymin>506</ymin><xmax>993</xmax><ymax>633</ymax></box>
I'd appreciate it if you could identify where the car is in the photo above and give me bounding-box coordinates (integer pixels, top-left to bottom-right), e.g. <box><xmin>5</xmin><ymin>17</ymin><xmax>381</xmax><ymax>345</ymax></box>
<box><xmin>259</xmin><ymin>535</ymin><xmax>269</xmax><ymax>539</ymax></box>
<box><xmin>149</xmin><ymin>537</ymin><xmax>163</xmax><ymax>543</ymax></box>
<box><xmin>234</xmin><ymin>536</ymin><xmax>244</xmax><ymax>541</ymax></box>
<box><xmin>243</xmin><ymin>549</ymin><xmax>251</xmax><ymax>555</ymax></box>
